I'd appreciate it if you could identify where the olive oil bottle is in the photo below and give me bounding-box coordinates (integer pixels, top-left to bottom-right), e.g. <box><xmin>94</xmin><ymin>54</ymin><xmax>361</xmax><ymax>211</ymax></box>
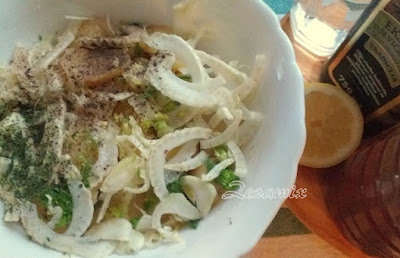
<box><xmin>321</xmin><ymin>0</ymin><xmax>400</xmax><ymax>137</ymax></box>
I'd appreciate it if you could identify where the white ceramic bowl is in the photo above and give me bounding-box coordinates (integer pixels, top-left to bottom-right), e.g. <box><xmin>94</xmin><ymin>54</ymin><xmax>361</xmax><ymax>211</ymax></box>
<box><xmin>0</xmin><ymin>0</ymin><xmax>305</xmax><ymax>257</ymax></box>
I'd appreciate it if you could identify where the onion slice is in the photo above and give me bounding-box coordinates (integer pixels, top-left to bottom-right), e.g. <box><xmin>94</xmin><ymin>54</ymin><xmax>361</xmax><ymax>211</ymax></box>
<box><xmin>135</xmin><ymin>215</ymin><xmax>153</xmax><ymax>232</ymax></box>
<box><xmin>100</xmin><ymin>155</ymin><xmax>142</xmax><ymax>193</ymax></box>
<box><xmin>200</xmin><ymin>110</ymin><xmax>242</xmax><ymax>149</ymax></box>
<box><xmin>20</xmin><ymin>202</ymin><xmax>115</xmax><ymax>258</ymax></box>
<box><xmin>164</xmin><ymin>150</ymin><xmax>208</xmax><ymax>172</ymax></box>
<box><xmin>146</xmin><ymin>33</ymin><xmax>206</xmax><ymax>83</ymax></box>
<box><xmin>208</xmin><ymin>107</ymin><xmax>234</xmax><ymax>130</ymax></box>
<box><xmin>114</xmin><ymin>230</ymin><xmax>145</xmax><ymax>254</ymax></box>
<box><xmin>166</xmin><ymin>139</ymin><xmax>199</xmax><ymax>164</ymax></box>
<box><xmin>182</xmin><ymin>175</ymin><xmax>217</xmax><ymax>217</ymax></box>
<box><xmin>90</xmin><ymin>124</ymin><xmax>119</xmax><ymax>188</ymax></box>
<box><xmin>64</xmin><ymin>179</ymin><xmax>94</xmax><ymax>237</ymax></box>
<box><xmin>151</xmin><ymin>193</ymin><xmax>201</xmax><ymax>236</ymax></box>
<box><xmin>85</xmin><ymin>218</ymin><xmax>132</xmax><ymax>241</ymax></box>
<box><xmin>96</xmin><ymin>192</ymin><xmax>113</xmax><ymax>224</ymax></box>
<box><xmin>238</xmin><ymin>111</ymin><xmax>263</xmax><ymax>148</ymax></box>
<box><xmin>148</xmin><ymin>127</ymin><xmax>212</xmax><ymax>199</ymax></box>
<box><xmin>201</xmin><ymin>158</ymin><xmax>234</xmax><ymax>182</ymax></box>
<box><xmin>168</xmin><ymin>105</ymin><xmax>199</xmax><ymax>129</ymax></box>
<box><xmin>196</xmin><ymin>50</ymin><xmax>247</xmax><ymax>88</ymax></box>
<box><xmin>116</xmin><ymin>135</ymin><xmax>150</xmax><ymax>158</ymax></box>
<box><xmin>233</xmin><ymin>55</ymin><xmax>266</xmax><ymax>101</ymax></box>
<box><xmin>227</xmin><ymin>140</ymin><xmax>247</xmax><ymax>177</ymax></box>
<box><xmin>144</xmin><ymin>52</ymin><xmax>221</xmax><ymax>108</ymax></box>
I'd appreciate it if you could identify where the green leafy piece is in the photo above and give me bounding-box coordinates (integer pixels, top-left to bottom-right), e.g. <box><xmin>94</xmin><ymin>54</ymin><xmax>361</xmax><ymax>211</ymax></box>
<box><xmin>39</xmin><ymin>35</ymin><xmax>43</xmax><ymax>41</ymax></box>
<box><xmin>204</xmin><ymin>158</ymin><xmax>217</xmax><ymax>172</ymax></box>
<box><xmin>40</xmin><ymin>182</ymin><xmax>73</xmax><ymax>228</ymax></box>
<box><xmin>19</xmin><ymin>109</ymin><xmax>45</xmax><ymax>125</ymax></box>
<box><xmin>139</xmin><ymin>119</ymin><xmax>153</xmax><ymax>131</ymax></box>
<box><xmin>187</xmin><ymin>219</ymin><xmax>200</xmax><ymax>229</ymax></box>
<box><xmin>0</xmin><ymin>126</ymin><xmax>51</xmax><ymax>201</ymax></box>
<box><xmin>130</xmin><ymin>216</ymin><xmax>142</xmax><ymax>229</ymax></box>
<box><xmin>140</xmin><ymin>113</ymin><xmax>173</xmax><ymax>138</ymax></box>
<box><xmin>152</xmin><ymin>113</ymin><xmax>173</xmax><ymax>138</ymax></box>
<box><xmin>161</xmin><ymin>101</ymin><xmax>181</xmax><ymax>113</ymax></box>
<box><xmin>177</xmin><ymin>74</ymin><xmax>192</xmax><ymax>82</ymax></box>
<box><xmin>166</xmin><ymin>177</ymin><xmax>183</xmax><ymax>193</ymax></box>
<box><xmin>142</xmin><ymin>86</ymin><xmax>158</xmax><ymax>99</ymax></box>
<box><xmin>110</xmin><ymin>206</ymin><xmax>126</xmax><ymax>218</ymax></box>
<box><xmin>84</xmin><ymin>130</ymin><xmax>98</xmax><ymax>152</ymax></box>
<box><xmin>215</xmin><ymin>168</ymin><xmax>240</xmax><ymax>190</ymax></box>
<box><xmin>78</xmin><ymin>155</ymin><xmax>92</xmax><ymax>189</ymax></box>
<box><xmin>143</xmin><ymin>195</ymin><xmax>159</xmax><ymax>214</ymax></box>
<box><xmin>214</xmin><ymin>145</ymin><xmax>229</xmax><ymax>162</ymax></box>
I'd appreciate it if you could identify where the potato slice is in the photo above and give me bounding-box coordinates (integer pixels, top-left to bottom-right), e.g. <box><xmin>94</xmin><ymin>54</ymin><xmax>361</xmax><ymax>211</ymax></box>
<box><xmin>60</xmin><ymin>47</ymin><xmax>131</xmax><ymax>87</ymax></box>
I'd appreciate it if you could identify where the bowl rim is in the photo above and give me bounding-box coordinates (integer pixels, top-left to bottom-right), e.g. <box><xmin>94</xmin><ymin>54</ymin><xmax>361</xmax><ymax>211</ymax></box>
<box><xmin>239</xmin><ymin>0</ymin><xmax>305</xmax><ymax>255</ymax></box>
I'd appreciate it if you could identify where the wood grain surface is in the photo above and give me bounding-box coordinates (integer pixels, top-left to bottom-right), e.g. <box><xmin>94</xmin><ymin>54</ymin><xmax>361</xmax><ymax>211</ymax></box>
<box><xmin>247</xmin><ymin>234</ymin><xmax>347</xmax><ymax>258</ymax></box>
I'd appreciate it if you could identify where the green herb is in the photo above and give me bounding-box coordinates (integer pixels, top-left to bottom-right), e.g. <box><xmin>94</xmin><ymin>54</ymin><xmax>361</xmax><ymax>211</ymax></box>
<box><xmin>30</xmin><ymin>125</ymin><xmax>45</xmax><ymax>146</ymax></box>
<box><xmin>161</xmin><ymin>101</ymin><xmax>181</xmax><ymax>113</ymax></box>
<box><xmin>130</xmin><ymin>216</ymin><xmax>142</xmax><ymax>229</ymax></box>
<box><xmin>0</xmin><ymin>126</ymin><xmax>51</xmax><ymax>200</ymax></box>
<box><xmin>142</xmin><ymin>86</ymin><xmax>158</xmax><ymax>99</ymax></box>
<box><xmin>152</xmin><ymin>113</ymin><xmax>173</xmax><ymax>138</ymax></box>
<box><xmin>110</xmin><ymin>207</ymin><xmax>126</xmax><ymax>218</ymax></box>
<box><xmin>140</xmin><ymin>113</ymin><xmax>173</xmax><ymax>138</ymax></box>
<box><xmin>139</xmin><ymin>119</ymin><xmax>152</xmax><ymax>131</ymax></box>
<box><xmin>205</xmin><ymin>158</ymin><xmax>217</xmax><ymax>172</ymax></box>
<box><xmin>214</xmin><ymin>168</ymin><xmax>240</xmax><ymax>190</ymax></box>
<box><xmin>40</xmin><ymin>182</ymin><xmax>73</xmax><ymax>228</ymax></box>
<box><xmin>177</xmin><ymin>74</ymin><xmax>192</xmax><ymax>82</ymax></box>
<box><xmin>166</xmin><ymin>177</ymin><xmax>183</xmax><ymax>193</ymax></box>
<box><xmin>187</xmin><ymin>219</ymin><xmax>200</xmax><ymax>229</ymax></box>
<box><xmin>143</xmin><ymin>195</ymin><xmax>158</xmax><ymax>214</ymax></box>
<box><xmin>78</xmin><ymin>155</ymin><xmax>92</xmax><ymax>189</ymax></box>
<box><xmin>214</xmin><ymin>145</ymin><xmax>229</xmax><ymax>162</ymax></box>
<box><xmin>85</xmin><ymin>130</ymin><xmax>98</xmax><ymax>150</ymax></box>
<box><xmin>39</xmin><ymin>35</ymin><xmax>43</xmax><ymax>41</ymax></box>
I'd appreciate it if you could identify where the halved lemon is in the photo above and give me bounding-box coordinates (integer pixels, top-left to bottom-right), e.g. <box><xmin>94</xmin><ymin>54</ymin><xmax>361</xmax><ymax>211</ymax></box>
<box><xmin>300</xmin><ymin>82</ymin><xmax>364</xmax><ymax>168</ymax></box>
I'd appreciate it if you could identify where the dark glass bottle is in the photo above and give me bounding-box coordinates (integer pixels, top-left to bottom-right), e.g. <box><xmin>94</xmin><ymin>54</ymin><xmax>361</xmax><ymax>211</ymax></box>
<box><xmin>321</xmin><ymin>0</ymin><xmax>400</xmax><ymax>137</ymax></box>
<box><xmin>327</xmin><ymin>124</ymin><xmax>400</xmax><ymax>257</ymax></box>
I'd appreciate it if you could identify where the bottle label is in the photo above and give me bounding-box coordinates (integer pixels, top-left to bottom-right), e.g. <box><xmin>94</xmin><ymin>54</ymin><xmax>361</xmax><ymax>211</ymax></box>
<box><xmin>329</xmin><ymin>1</ymin><xmax>400</xmax><ymax>121</ymax></box>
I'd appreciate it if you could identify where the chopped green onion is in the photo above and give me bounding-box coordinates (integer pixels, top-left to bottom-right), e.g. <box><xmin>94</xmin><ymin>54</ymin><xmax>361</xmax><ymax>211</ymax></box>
<box><xmin>214</xmin><ymin>145</ymin><xmax>229</xmax><ymax>162</ymax></box>
<box><xmin>161</xmin><ymin>101</ymin><xmax>181</xmax><ymax>113</ymax></box>
<box><xmin>130</xmin><ymin>216</ymin><xmax>142</xmax><ymax>229</ymax></box>
<box><xmin>177</xmin><ymin>74</ymin><xmax>192</xmax><ymax>82</ymax></box>
<box><xmin>205</xmin><ymin>158</ymin><xmax>217</xmax><ymax>172</ymax></box>
<box><xmin>187</xmin><ymin>219</ymin><xmax>200</xmax><ymax>229</ymax></box>
<box><xmin>166</xmin><ymin>177</ymin><xmax>183</xmax><ymax>193</ymax></box>
<box><xmin>142</xmin><ymin>86</ymin><xmax>158</xmax><ymax>99</ymax></box>
<box><xmin>215</xmin><ymin>168</ymin><xmax>240</xmax><ymax>190</ymax></box>
<box><xmin>110</xmin><ymin>207</ymin><xmax>126</xmax><ymax>218</ymax></box>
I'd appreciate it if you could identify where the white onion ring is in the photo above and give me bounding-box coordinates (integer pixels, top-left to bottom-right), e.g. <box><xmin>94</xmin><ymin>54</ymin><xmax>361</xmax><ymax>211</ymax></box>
<box><xmin>164</xmin><ymin>150</ymin><xmax>208</xmax><ymax>172</ymax></box>
<box><xmin>148</xmin><ymin>127</ymin><xmax>212</xmax><ymax>199</ymax></box>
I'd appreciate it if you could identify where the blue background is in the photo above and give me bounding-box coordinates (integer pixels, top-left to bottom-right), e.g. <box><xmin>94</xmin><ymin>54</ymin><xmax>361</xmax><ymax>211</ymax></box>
<box><xmin>263</xmin><ymin>0</ymin><xmax>293</xmax><ymax>15</ymax></box>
